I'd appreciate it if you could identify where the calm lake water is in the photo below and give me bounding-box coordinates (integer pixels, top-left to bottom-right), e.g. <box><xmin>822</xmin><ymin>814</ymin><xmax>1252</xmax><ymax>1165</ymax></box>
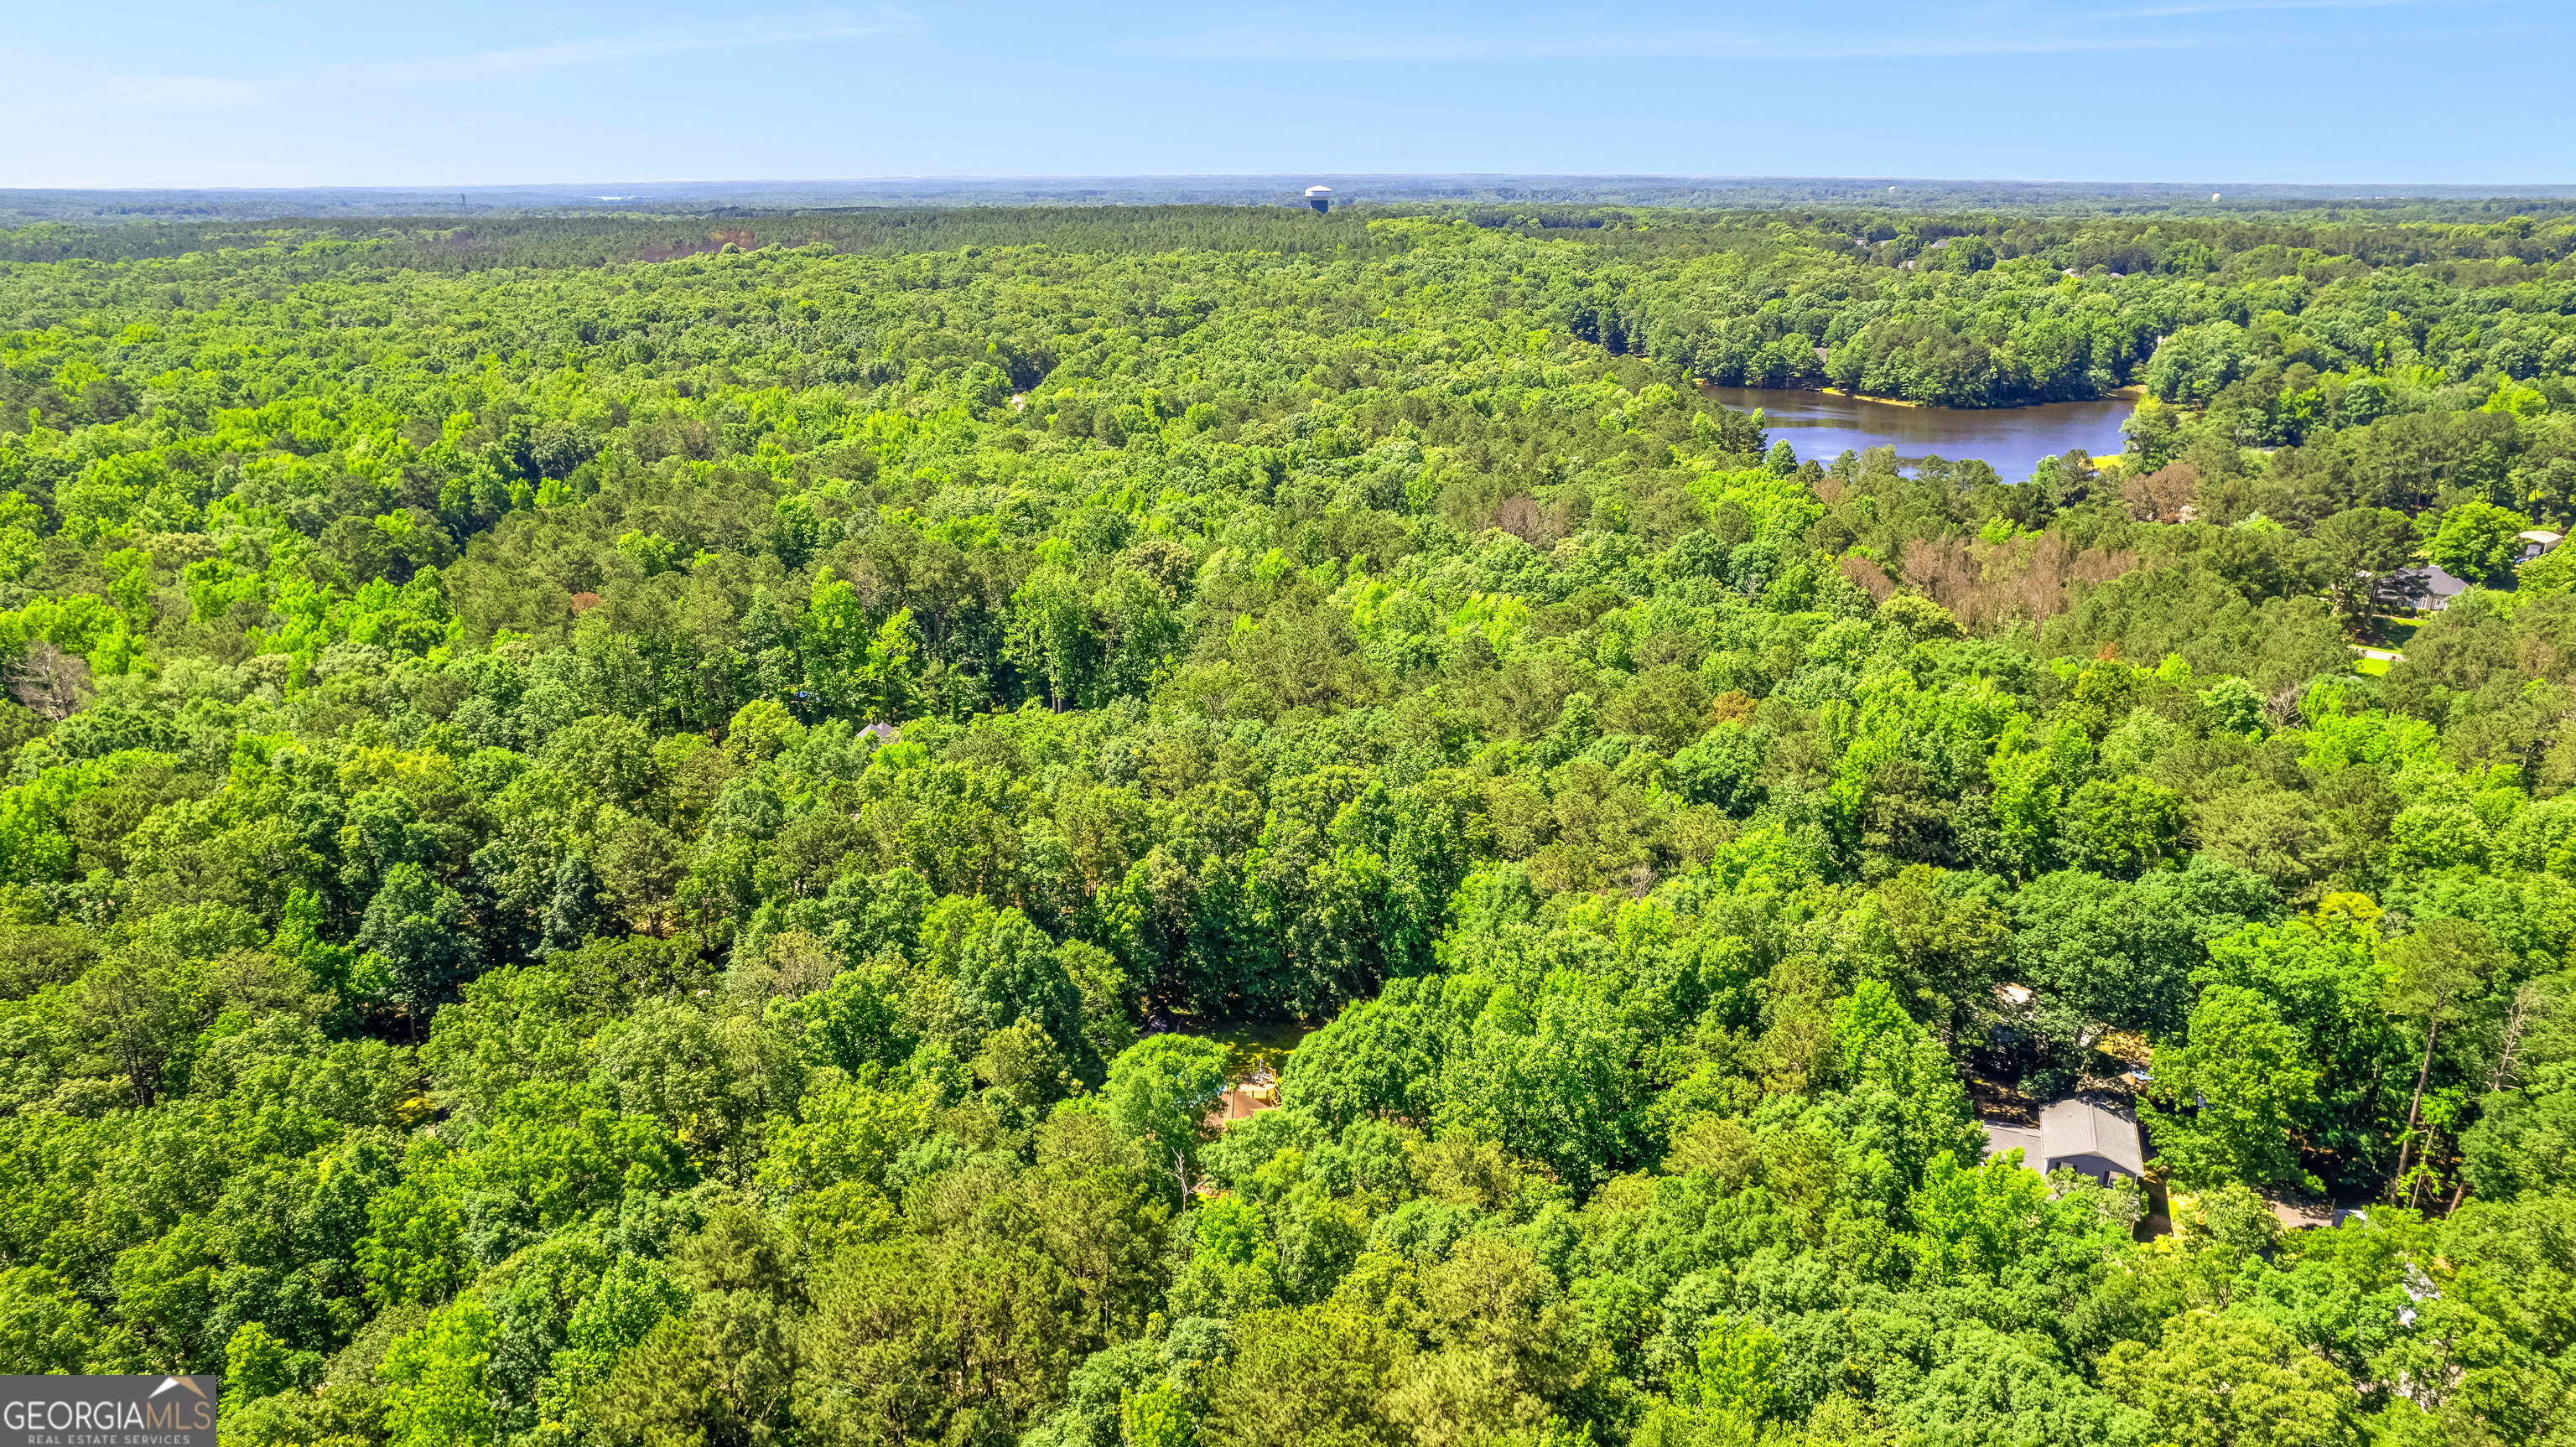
<box><xmin>1699</xmin><ymin>386</ymin><xmax>2137</xmax><ymax>475</ymax></box>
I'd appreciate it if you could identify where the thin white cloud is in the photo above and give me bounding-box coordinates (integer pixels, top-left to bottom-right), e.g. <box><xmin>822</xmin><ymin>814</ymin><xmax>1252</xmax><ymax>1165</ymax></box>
<box><xmin>364</xmin><ymin>10</ymin><xmax>919</xmax><ymax>86</ymax></box>
<box><xmin>90</xmin><ymin>76</ymin><xmax>267</xmax><ymax>112</ymax></box>
<box><xmin>2107</xmin><ymin>0</ymin><xmax>2476</xmax><ymax>15</ymax></box>
<box><xmin>1134</xmin><ymin>23</ymin><xmax>2191</xmax><ymax>61</ymax></box>
<box><xmin>1131</xmin><ymin>0</ymin><xmax>2476</xmax><ymax>62</ymax></box>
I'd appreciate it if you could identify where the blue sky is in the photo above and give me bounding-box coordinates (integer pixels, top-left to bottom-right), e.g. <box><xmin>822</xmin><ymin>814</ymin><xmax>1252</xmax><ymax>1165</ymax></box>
<box><xmin>3</xmin><ymin>0</ymin><xmax>2566</xmax><ymax>189</ymax></box>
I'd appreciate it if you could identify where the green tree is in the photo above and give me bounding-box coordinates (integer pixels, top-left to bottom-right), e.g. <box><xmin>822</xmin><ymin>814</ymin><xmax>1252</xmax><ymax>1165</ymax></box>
<box><xmin>756</xmin><ymin>1072</ymin><xmax>925</xmax><ymax>1251</ymax></box>
<box><xmin>1123</xmin><ymin>1385</ymin><xmax>1198</xmax><ymax>1447</ymax></box>
<box><xmin>357</xmin><ymin>1147</ymin><xmax>471</xmax><ymax>1309</ymax></box>
<box><xmin>2308</xmin><ymin>506</ymin><xmax>2418</xmax><ymax>615</ymax></box>
<box><xmin>2425</xmin><ymin>500</ymin><xmax>2532</xmax><ymax>588</ymax></box>
<box><xmin>2459</xmin><ymin>977</ymin><xmax>2576</xmax><ymax>1203</ymax></box>
<box><xmin>794</xmin><ymin>1237</ymin><xmax>1083</xmax><ymax>1446</ymax></box>
<box><xmin>1903</xmin><ymin>1149</ymin><xmax>2053</xmax><ymax>1285</ymax></box>
<box><xmin>1008</xmin><ymin>549</ymin><xmax>1099</xmax><ymax>712</ymax></box>
<box><xmin>70</xmin><ymin>948</ymin><xmax>200</xmax><ymax>1108</ymax></box>
<box><xmin>0</xmin><ymin>1266</ymin><xmax>106</xmax><ymax>1374</ymax></box>
<box><xmin>535</xmin><ymin>1255</ymin><xmax>692</xmax><ymax>1438</ymax></box>
<box><xmin>359</xmin><ymin>862</ymin><xmax>482</xmax><ymax>1012</ymax></box>
<box><xmin>224</xmin><ymin>1321</ymin><xmax>301</xmax><ymax>1404</ymax></box>
<box><xmin>597</xmin><ymin>996</ymin><xmax>799</xmax><ymax>1181</ymax></box>
<box><xmin>1436</xmin><ymin>966</ymin><xmax>1647</xmax><ymax>1193</ymax></box>
<box><xmin>1201</xmin><ymin>1304</ymin><xmax>1414</xmax><ymax>1447</ymax></box>
<box><xmin>380</xmin><ymin>1294</ymin><xmax>501</xmax><ymax>1447</ymax></box>
<box><xmin>1671</xmin><ymin>1315</ymin><xmax>1782</xmax><ymax>1419</ymax></box>
<box><xmin>112</xmin><ymin>1215</ymin><xmax>223</xmax><ymax>1371</ymax></box>
<box><xmin>2381</xmin><ymin>919</ymin><xmax>2501</xmax><ymax>1204</ymax></box>
<box><xmin>2141</xmin><ymin>986</ymin><xmax>2321</xmax><ymax>1190</ymax></box>
<box><xmin>2059</xmin><ymin>775</ymin><xmax>2186</xmax><ymax>879</ymax></box>
<box><xmin>1830</xmin><ymin>978</ymin><xmax>1987</xmax><ymax>1195</ymax></box>
<box><xmin>1168</xmin><ymin>1194</ymin><xmax>1283</xmax><ymax>1320</ymax></box>
<box><xmin>2144</xmin><ymin>322</ymin><xmax>2249</xmax><ymax>405</ymax></box>
<box><xmin>1105</xmin><ymin>1035</ymin><xmax>1231</xmax><ymax>1195</ymax></box>
<box><xmin>2100</xmin><ymin>1310</ymin><xmax>2359</xmax><ymax>1447</ymax></box>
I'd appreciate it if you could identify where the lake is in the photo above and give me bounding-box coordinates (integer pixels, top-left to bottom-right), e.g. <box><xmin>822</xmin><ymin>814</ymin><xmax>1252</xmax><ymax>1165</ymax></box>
<box><xmin>1698</xmin><ymin>385</ymin><xmax>2137</xmax><ymax>476</ymax></box>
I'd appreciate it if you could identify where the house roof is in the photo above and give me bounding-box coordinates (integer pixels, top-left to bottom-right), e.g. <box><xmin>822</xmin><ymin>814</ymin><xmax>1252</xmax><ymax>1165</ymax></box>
<box><xmin>2520</xmin><ymin>530</ymin><xmax>2563</xmax><ymax>545</ymax></box>
<box><xmin>1981</xmin><ymin>1119</ymin><xmax>2044</xmax><ymax>1165</ymax></box>
<box><xmin>2039</xmin><ymin>1097</ymin><xmax>2145</xmax><ymax>1175</ymax></box>
<box><xmin>2394</xmin><ymin>565</ymin><xmax>2472</xmax><ymax>599</ymax></box>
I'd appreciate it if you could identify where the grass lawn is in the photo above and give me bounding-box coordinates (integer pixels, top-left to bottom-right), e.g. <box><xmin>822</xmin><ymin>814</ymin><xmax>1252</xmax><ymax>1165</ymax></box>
<box><xmin>2366</xmin><ymin>615</ymin><xmax>2423</xmax><ymax>649</ymax></box>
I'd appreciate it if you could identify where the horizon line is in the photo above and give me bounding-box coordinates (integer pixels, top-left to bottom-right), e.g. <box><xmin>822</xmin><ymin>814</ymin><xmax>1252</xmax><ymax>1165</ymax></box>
<box><xmin>8</xmin><ymin>173</ymin><xmax>2576</xmax><ymax>195</ymax></box>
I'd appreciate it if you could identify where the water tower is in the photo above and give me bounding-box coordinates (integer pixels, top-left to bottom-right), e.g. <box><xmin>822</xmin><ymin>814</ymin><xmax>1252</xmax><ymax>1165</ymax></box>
<box><xmin>1305</xmin><ymin>185</ymin><xmax>1333</xmax><ymax>214</ymax></box>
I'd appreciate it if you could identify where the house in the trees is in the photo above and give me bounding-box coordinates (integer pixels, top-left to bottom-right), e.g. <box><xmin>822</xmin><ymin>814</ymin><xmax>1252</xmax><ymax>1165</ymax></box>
<box><xmin>1982</xmin><ymin>1097</ymin><xmax>2147</xmax><ymax>1186</ymax></box>
<box><xmin>2388</xmin><ymin>564</ymin><xmax>2472</xmax><ymax>612</ymax></box>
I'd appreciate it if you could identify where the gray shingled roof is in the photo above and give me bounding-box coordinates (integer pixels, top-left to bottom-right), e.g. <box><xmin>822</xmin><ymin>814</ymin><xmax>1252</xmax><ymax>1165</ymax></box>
<box><xmin>1982</xmin><ymin>1097</ymin><xmax>2146</xmax><ymax>1177</ymax></box>
<box><xmin>2393</xmin><ymin>565</ymin><xmax>2471</xmax><ymax>601</ymax></box>
<box><xmin>1982</xmin><ymin>1119</ymin><xmax>2044</xmax><ymax>1164</ymax></box>
<box><xmin>2040</xmin><ymin>1097</ymin><xmax>2145</xmax><ymax>1175</ymax></box>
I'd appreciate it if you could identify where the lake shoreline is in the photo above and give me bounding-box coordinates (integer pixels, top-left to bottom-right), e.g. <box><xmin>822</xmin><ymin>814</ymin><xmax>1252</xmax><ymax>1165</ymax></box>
<box><xmin>1695</xmin><ymin>382</ymin><xmax>2138</xmax><ymax>472</ymax></box>
<box><xmin>1702</xmin><ymin>381</ymin><xmax>2149</xmax><ymax>412</ymax></box>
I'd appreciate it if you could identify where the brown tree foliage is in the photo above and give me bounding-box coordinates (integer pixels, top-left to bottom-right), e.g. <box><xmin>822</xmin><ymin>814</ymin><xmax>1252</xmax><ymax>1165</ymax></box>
<box><xmin>2121</xmin><ymin>462</ymin><xmax>2200</xmax><ymax>522</ymax></box>
<box><xmin>1837</xmin><ymin>554</ymin><xmax>1898</xmax><ymax>602</ymax></box>
<box><xmin>1899</xmin><ymin>532</ymin><xmax>2137</xmax><ymax>631</ymax></box>
<box><xmin>6</xmin><ymin>641</ymin><xmax>92</xmax><ymax>721</ymax></box>
<box><xmin>1493</xmin><ymin>495</ymin><xmax>1569</xmax><ymax>547</ymax></box>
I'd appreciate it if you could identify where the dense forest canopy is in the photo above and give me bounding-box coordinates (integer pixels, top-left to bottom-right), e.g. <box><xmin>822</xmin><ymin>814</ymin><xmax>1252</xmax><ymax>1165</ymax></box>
<box><xmin>0</xmin><ymin>204</ymin><xmax>2573</xmax><ymax>1447</ymax></box>
<box><xmin>12</xmin><ymin>175</ymin><xmax>2576</xmax><ymax>226</ymax></box>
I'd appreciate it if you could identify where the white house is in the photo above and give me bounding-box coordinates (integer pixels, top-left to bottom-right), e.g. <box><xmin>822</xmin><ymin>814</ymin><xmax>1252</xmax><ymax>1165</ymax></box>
<box><xmin>2518</xmin><ymin>530</ymin><xmax>2565</xmax><ymax>563</ymax></box>
<box><xmin>1982</xmin><ymin>1097</ymin><xmax>2146</xmax><ymax>1186</ymax></box>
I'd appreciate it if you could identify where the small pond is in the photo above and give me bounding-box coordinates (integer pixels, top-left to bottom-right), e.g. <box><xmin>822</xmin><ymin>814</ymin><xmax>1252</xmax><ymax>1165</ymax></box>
<box><xmin>1699</xmin><ymin>385</ymin><xmax>2137</xmax><ymax>476</ymax></box>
